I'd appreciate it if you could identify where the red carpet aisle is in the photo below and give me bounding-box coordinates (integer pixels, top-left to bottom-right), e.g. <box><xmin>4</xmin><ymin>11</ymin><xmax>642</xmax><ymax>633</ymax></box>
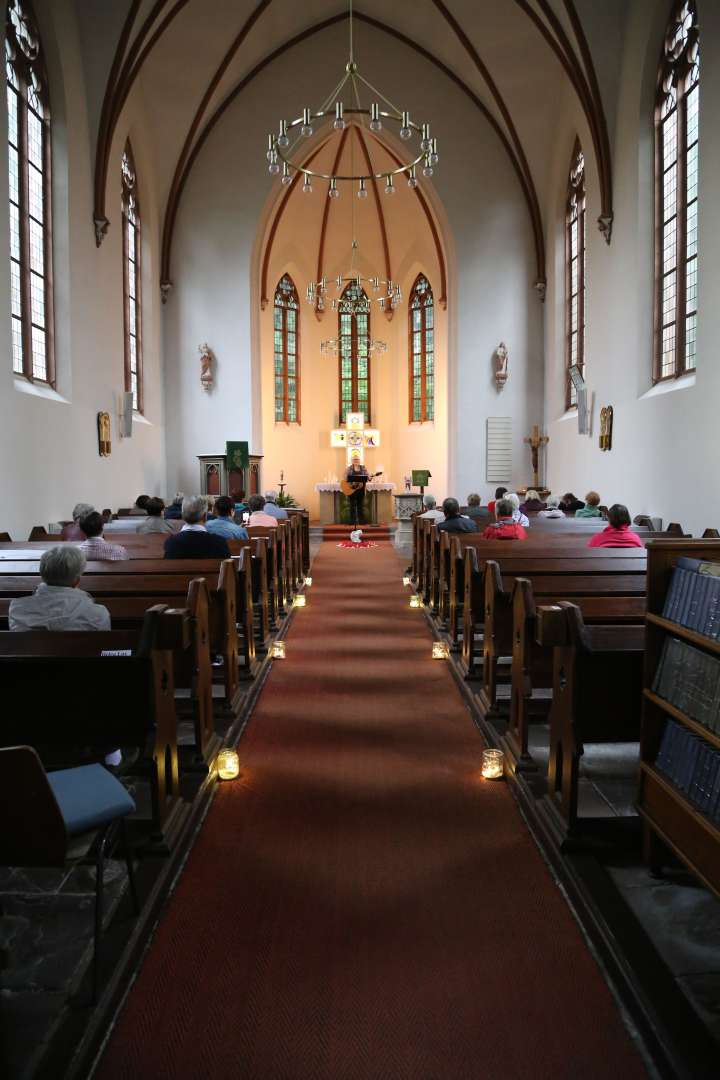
<box><xmin>98</xmin><ymin>542</ymin><xmax>646</xmax><ymax>1080</ymax></box>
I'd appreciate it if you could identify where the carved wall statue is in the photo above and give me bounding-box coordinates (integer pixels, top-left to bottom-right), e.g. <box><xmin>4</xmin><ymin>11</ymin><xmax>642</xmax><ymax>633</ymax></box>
<box><xmin>97</xmin><ymin>411</ymin><xmax>111</xmax><ymax>456</ymax></box>
<box><xmin>599</xmin><ymin>405</ymin><xmax>613</xmax><ymax>451</ymax></box>
<box><xmin>199</xmin><ymin>343</ymin><xmax>214</xmax><ymax>392</ymax></box>
<box><xmin>493</xmin><ymin>342</ymin><xmax>509</xmax><ymax>389</ymax></box>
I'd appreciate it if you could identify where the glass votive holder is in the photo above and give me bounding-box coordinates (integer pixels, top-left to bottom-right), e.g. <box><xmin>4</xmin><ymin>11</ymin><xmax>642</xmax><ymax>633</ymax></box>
<box><xmin>481</xmin><ymin>748</ymin><xmax>504</xmax><ymax>780</ymax></box>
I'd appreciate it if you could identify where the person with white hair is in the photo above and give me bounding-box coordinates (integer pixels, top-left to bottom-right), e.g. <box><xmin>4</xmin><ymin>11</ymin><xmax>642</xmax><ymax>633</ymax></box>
<box><xmin>418</xmin><ymin>494</ymin><xmax>445</xmax><ymax>523</ymax></box>
<box><xmin>262</xmin><ymin>490</ymin><xmax>288</xmax><ymax>520</ymax></box>
<box><xmin>519</xmin><ymin>489</ymin><xmax>546</xmax><ymax>514</ymax></box>
<box><xmin>163</xmin><ymin>496</ymin><xmax>231</xmax><ymax>559</ymax></box>
<box><xmin>538</xmin><ymin>496</ymin><xmax>564</xmax><ymax>519</ymax></box>
<box><xmin>505</xmin><ymin>493</ymin><xmax>530</xmax><ymax>528</ymax></box>
<box><xmin>60</xmin><ymin>502</ymin><xmax>95</xmax><ymax>541</ymax></box>
<box><xmin>8</xmin><ymin>546</ymin><xmax>110</xmax><ymax>630</ymax></box>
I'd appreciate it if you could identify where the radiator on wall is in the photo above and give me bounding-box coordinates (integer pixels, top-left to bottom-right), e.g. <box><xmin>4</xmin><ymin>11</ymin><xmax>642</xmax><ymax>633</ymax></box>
<box><xmin>486</xmin><ymin>417</ymin><xmax>512</xmax><ymax>483</ymax></box>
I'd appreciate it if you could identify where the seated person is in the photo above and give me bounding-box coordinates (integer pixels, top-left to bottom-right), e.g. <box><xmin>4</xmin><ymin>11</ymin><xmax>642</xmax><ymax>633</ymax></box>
<box><xmin>418</xmin><ymin>494</ymin><xmax>445</xmax><ymax>523</ymax></box>
<box><xmin>505</xmin><ymin>493</ymin><xmax>530</xmax><ymax>527</ymax></box>
<box><xmin>587</xmin><ymin>504</ymin><xmax>644</xmax><ymax>548</ymax></box>
<box><xmin>164</xmin><ymin>493</ymin><xmax>184</xmax><ymax>520</ymax></box>
<box><xmin>437</xmin><ymin>498</ymin><xmax>478</xmax><ymax>534</ymax></box>
<box><xmin>246</xmin><ymin>494</ymin><xmax>280</xmax><ymax>528</ymax></box>
<box><xmin>463</xmin><ymin>493</ymin><xmax>493</xmax><ymax>528</ymax></box>
<box><xmin>537</xmin><ymin>495</ymin><xmax>564</xmax><ymax>518</ymax></box>
<box><xmin>60</xmin><ymin>502</ymin><xmax>94</xmax><ymax>541</ymax></box>
<box><xmin>9</xmin><ymin>545</ymin><xmax>110</xmax><ymax>630</ymax></box>
<box><xmin>164</xmin><ymin>496</ymin><xmax>231</xmax><ymax>558</ymax></box>
<box><xmin>482</xmin><ymin>498</ymin><xmax>527</xmax><ymax>540</ymax></box>
<box><xmin>263</xmin><ymin>490</ymin><xmax>288</xmax><ymax>520</ymax></box>
<box><xmin>207</xmin><ymin>495</ymin><xmax>249</xmax><ymax>540</ymax></box>
<box><xmin>559</xmin><ymin>492</ymin><xmax>584</xmax><ymax>513</ymax></box>
<box><xmin>79</xmin><ymin>511</ymin><xmax>129</xmax><ymax>561</ymax></box>
<box><xmin>575</xmin><ymin>491</ymin><xmax>603</xmax><ymax>518</ymax></box>
<box><xmin>519</xmin><ymin>489</ymin><xmax>546</xmax><ymax>514</ymax></box>
<box><xmin>129</xmin><ymin>495</ymin><xmax>150</xmax><ymax>516</ymax></box>
<box><xmin>230</xmin><ymin>490</ymin><xmax>248</xmax><ymax>523</ymax></box>
<box><xmin>487</xmin><ymin>487</ymin><xmax>508</xmax><ymax>515</ymax></box>
<box><xmin>101</xmin><ymin>508</ymin><xmax>113</xmax><ymax>525</ymax></box>
<box><xmin>137</xmin><ymin>497</ymin><xmax>173</xmax><ymax>534</ymax></box>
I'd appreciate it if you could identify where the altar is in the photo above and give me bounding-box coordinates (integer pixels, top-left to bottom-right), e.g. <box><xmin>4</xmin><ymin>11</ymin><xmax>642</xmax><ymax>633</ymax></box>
<box><xmin>315</xmin><ymin>482</ymin><xmax>395</xmax><ymax>525</ymax></box>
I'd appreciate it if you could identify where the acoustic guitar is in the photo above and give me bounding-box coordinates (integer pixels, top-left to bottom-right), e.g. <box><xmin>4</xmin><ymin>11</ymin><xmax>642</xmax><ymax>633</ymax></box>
<box><xmin>341</xmin><ymin>471</ymin><xmax>382</xmax><ymax>497</ymax></box>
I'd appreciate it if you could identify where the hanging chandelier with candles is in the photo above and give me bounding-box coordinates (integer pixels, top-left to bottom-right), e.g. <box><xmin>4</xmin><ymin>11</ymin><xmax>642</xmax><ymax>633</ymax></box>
<box><xmin>264</xmin><ymin>0</ymin><xmax>439</xmax><ymax>198</ymax></box>
<box><xmin>307</xmin><ymin>241</ymin><xmax>400</xmax><ymax>314</ymax></box>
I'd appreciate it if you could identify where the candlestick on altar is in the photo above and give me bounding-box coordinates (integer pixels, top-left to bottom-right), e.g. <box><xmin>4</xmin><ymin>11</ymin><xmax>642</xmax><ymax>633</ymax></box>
<box><xmin>278</xmin><ymin>470</ymin><xmax>286</xmax><ymax>496</ymax></box>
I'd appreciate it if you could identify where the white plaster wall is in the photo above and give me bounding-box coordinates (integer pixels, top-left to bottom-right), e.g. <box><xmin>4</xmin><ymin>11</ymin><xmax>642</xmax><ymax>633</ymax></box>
<box><xmin>544</xmin><ymin>0</ymin><xmax>720</xmax><ymax>537</ymax></box>
<box><xmin>164</xmin><ymin>22</ymin><xmax>543</xmax><ymax>513</ymax></box>
<box><xmin>0</xmin><ymin>0</ymin><xmax>166</xmax><ymax>541</ymax></box>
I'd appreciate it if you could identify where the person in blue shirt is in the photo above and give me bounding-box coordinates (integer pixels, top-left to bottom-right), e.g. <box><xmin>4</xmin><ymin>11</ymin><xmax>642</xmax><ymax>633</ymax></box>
<box><xmin>262</xmin><ymin>490</ymin><xmax>288</xmax><ymax>520</ymax></box>
<box><xmin>206</xmin><ymin>495</ymin><xmax>249</xmax><ymax>540</ymax></box>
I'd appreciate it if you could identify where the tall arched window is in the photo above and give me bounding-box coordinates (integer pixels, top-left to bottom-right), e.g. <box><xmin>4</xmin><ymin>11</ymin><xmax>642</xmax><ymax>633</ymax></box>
<box><xmin>409</xmin><ymin>274</ymin><xmax>434</xmax><ymax>423</ymax></box>
<box><xmin>7</xmin><ymin>0</ymin><xmax>54</xmax><ymax>385</ymax></box>
<box><xmin>274</xmin><ymin>274</ymin><xmax>300</xmax><ymax>423</ymax></box>
<box><xmin>339</xmin><ymin>282</ymin><xmax>370</xmax><ymax>424</ymax></box>
<box><xmin>655</xmin><ymin>1</ymin><xmax>699</xmax><ymax>382</ymax></box>
<box><xmin>565</xmin><ymin>140</ymin><xmax>585</xmax><ymax>409</ymax></box>
<box><xmin>121</xmin><ymin>142</ymin><xmax>142</xmax><ymax>412</ymax></box>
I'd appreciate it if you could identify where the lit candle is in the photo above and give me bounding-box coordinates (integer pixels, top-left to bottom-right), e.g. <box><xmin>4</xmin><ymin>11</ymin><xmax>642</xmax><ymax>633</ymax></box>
<box><xmin>481</xmin><ymin>749</ymin><xmax>504</xmax><ymax>780</ymax></box>
<box><xmin>217</xmin><ymin>748</ymin><xmax>240</xmax><ymax>780</ymax></box>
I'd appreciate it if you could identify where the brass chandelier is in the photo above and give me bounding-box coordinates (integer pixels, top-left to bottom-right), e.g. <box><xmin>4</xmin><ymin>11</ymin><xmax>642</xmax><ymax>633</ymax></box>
<box><xmin>307</xmin><ymin>242</ymin><xmax>401</xmax><ymax>314</ymax></box>
<box><xmin>265</xmin><ymin>0</ymin><xmax>439</xmax><ymax>198</ymax></box>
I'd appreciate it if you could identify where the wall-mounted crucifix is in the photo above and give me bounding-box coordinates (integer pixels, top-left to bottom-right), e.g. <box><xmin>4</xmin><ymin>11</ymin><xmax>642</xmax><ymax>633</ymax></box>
<box><xmin>524</xmin><ymin>425</ymin><xmax>549</xmax><ymax>488</ymax></box>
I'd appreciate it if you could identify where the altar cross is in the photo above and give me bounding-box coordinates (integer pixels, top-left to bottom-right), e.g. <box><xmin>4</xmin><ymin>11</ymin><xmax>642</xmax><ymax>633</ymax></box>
<box><xmin>330</xmin><ymin>412</ymin><xmax>381</xmax><ymax>466</ymax></box>
<box><xmin>524</xmin><ymin>425</ymin><xmax>549</xmax><ymax>488</ymax></box>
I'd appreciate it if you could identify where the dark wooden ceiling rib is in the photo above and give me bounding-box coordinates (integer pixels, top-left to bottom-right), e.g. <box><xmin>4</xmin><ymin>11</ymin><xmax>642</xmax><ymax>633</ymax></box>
<box><xmin>260</xmin><ymin>140</ymin><xmax>329</xmax><ymax>308</ymax></box>
<box><xmin>561</xmin><ymin>0</ymin><xmax>613</xmax><ymax>230</ymax></box>
<box><xmin>354</xmin><ymin>127</ymin><xmax>393</xmax><ymax>307</ymax></box>
<box><xmin>512</xmin><ymin>0</ymin><xmax>612</xmax><ymax>233</ymax></box>
<box><xmin>374</xmin><ymin>134</ymin><xmax>447</xmax><ymax>309</ymax></box>
<box><xmin>164</xmin><ymin>0</ymin><xmax>272</xmax><ymax>279</ymax></box>
<box><xmin>161</xmin><ymin>10</ymin><xmax>546</xmax><ymax>291</ymax></box>
<box><xmin>93</xmin><ymin>0</ymin><xmax>144</xmax><ymax>233</ymax></box>
<box><xmin>313</xmin><ymin>127</ymin><xmax>350</xmax><ymax>317</ymax></box>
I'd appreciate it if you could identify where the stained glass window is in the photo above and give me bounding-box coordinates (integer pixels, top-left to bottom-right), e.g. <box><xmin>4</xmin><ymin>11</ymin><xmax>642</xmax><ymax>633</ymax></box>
<box><xmin>408</xmin><ymin>274</ymin><xmax>434</xmax><ymax>423</ymax></box>
<box><xmin>7</xmin><ymin>0</ymin><xmax>54</xmax><ymax>384</ymax></box>
<box><xmin>565</xmin><ymin>140</ymin><xmax>585</xmax><ymax>409</ymax></box>
<box><xmin>121</xmin><ymin>142</ymin><xmax>142</xmax><ymax>412</ymax></box>
<box><xmin>274</xmin><ymin>274</ymin><xmax>300</xmax><ymax>423</ymax></box>
<box><xmin>338</xmin><ymin>282</ymin><xmax>370</xmax><ymax>425</ymax></box>
<box><xmin>655</xmin><ymin>1</ymin><xmax>699</xmax><ymax>381</ymax></box>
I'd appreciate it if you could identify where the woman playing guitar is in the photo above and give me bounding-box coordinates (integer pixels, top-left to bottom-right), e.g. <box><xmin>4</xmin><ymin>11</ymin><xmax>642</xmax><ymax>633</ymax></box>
<box><xmin>342</xmin><ymin>460</ymin><xmax>381</xmax><ymax>525</ymax></box>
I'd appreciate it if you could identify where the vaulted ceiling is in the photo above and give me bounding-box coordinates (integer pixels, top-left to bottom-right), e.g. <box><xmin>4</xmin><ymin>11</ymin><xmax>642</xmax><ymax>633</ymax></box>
<box><xmin>78</xmin><ymin>0</ymin><xmax>627</xmax><ymax>294</ymax></box>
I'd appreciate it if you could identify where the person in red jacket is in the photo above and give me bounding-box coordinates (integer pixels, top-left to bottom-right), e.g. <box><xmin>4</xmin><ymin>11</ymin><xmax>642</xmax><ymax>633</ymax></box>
<box><xmin>482</xmin><ymin>498</ymin><xmax>527</xmax><ymax>540</ymax></box>
<box><xmin>587</xmin><ymin>504</ymin><xmax>644</xmax><ymax>548</ymax></box>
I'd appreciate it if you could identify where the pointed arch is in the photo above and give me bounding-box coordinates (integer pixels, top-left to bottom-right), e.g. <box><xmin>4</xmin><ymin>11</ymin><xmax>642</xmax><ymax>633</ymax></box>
<box><xmin>273</xmin><ymin>273</ymin><xmax>300</xmax><ymax>423</ymax></box>
<box><xmin>7</xmin><ymin>0</ymin><xmax>54</xmax><ymax>384</ymax></box>
<box><xmin>338</xmin><ymin>282</ymin><xmax>370</xmax><ymax>425</ymax></box>
<box><xmin>408</xmin><ymin>274</ymin><xmax>434</xmax><ymax>423</ymax></box>
<box><xmin>654</xmin><ymin>0</ymin><xmax>699</xmax><ymax>382</ymax></box>
<box><xmin>565</xmin><ymin>138</ymin><xmax>585</xmax><ymax>409</ymax></box>
<box><xmin>121</xmin><ymin>140</ymin><xmax>143</xmax><ymax>412</ymax></box>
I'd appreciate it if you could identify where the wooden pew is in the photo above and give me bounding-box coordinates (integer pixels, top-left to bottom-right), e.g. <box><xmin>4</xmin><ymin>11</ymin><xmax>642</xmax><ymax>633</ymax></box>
<box><xmin>287</xmin><ymin>508</ymin><xmax>310</xmax><ymax>576</ymax></box>
<box><xmin>508</xmin><ymin>566</ymin><xmax>646</xmax><ymax>771</ymax></box>
<box><xmin>246</xmin><ymin>526</ymin><xmax>283</xmax><ymax>624</ymax></box>
<box><xmin>535</xmin><ymin>602</ymin><xmax>645</xmax><ymax>845</ymax></box>
<box><xmin>0</xmin><ymin>606</ymin><xmax>188</xmax><ymax>845</ymax></box>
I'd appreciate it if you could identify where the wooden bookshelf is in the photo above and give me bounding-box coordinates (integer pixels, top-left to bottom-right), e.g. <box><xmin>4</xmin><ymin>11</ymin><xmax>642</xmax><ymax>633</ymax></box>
<box><xmin>640</xmin><ymin>540</ymin><xmax>720</xmax><ymax>900</ymax></box>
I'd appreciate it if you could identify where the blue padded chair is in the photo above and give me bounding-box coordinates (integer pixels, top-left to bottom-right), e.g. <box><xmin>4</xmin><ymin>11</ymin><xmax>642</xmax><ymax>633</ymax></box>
<box><xmin>0</xmin><ymin>745</ymin><xmax>140</xmax><ymax>1001</ymax></box>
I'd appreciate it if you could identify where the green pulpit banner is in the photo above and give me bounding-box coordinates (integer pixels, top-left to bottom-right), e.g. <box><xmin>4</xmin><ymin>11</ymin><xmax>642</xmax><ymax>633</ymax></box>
<box><xmin>226</xmin><ymin>441</ymin><xmax>249</xmax><ymax>471</ymax></box>
<box><xmin>412</xmin><ymin>470</ymin><xmax>431</xmax><ymax>488</ymax></box>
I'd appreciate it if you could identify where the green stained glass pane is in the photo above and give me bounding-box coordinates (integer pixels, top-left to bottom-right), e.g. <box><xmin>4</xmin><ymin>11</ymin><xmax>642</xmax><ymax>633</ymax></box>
<box><xmin>413</xmin><ymin>400</ymin><xmax>421</xmax><ymax>422</ymax></box>
<box><xmin>341</xmin><ymin>314</ymin><xmax>351</xmax><ymax>334</ymax></box>
<box><xmin>274</xmin><ymin>330</ymin><xmax>282</xmax><ymax>350</ymax></box>
<box><xmin>414</xmin><ymin>377</ymin><xmax>421</xmax><ymax>397</ymax></box>
<box><xmin>342</xmin><ymin>359</ymin><xmax>352</xmax><ymax>378</ymax></box>
<box><xmin>275</xmin><ymin>377</ymin><xmax>284</xmax><ymax>397</ymax></box>
<box><xmin>274</xmin><ymin>310</ymin><xmax>282</xmax><ymax>330</ymax></box>
<box><xmin>275</xmin><ymin>402</ymin><xmax>284</xmax><ymax>421</ymax></box>
<box><xmin>427</xmin><ymin>400</ymin><xmax>434</xmax><ymax>420</ymax></box>
<box><xmin>358</xmin><ymin>359</ymin><xmax>368</xmax><ymax>378</ymax></box>
<box><xmin>287</xmin><ymin>310</ymin><xmax>296</xmax><ymax>331</ymax></box>
<box><xmin>426</xmin><ymin>308</ymin><xmax>434</xmax><ymax>329</ymax></box>
<box><xmin>414</xmin><ymin>332</ymin><xmax>421</xmax><ymax>352</ymax></box>
<box><xmin>287</xmin><ymin>332</ymin><xmax>295</xmax><ymax>352</ymax></box>
<box><xmin>427</xmin><ymin>330</ymin><xmax>434</xmax><ymax>350</ymax></box>
<box><xmin>288</xmin><ymin>401</ymin><xmax>297</xmax><ymax>422</ymax></box>
<box><xmin>413</xmin><ymin>357</ymin><xmax>421</xmax><ymax>377</ymax></box>
<box><xmin>357</xmin><ymin>315</ymin><xmax>367</xmax><ymax>333</ymax></box>
<box><xmin>288</xmin><ymin>377</ymin><xmax>296</xmax><ymax>397</ymax></box>
<box><xmin>274</xmin><ymin>356</ymin><xmax>283</xmax><ymax>375</ymax></box>
<box><xmin>412</xmin><ymin>310</ymin><xmax>421</xmax><ymax>331</ymax></box>
<box><xmin>287</xmin><ymin>357</ymin><xmax>295</xmax><ymax>376</ymax></box>
<box><xmin>426</xmin><ymin>354</ymin><xmax>434</xmax><ymax>375</ymax></box>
